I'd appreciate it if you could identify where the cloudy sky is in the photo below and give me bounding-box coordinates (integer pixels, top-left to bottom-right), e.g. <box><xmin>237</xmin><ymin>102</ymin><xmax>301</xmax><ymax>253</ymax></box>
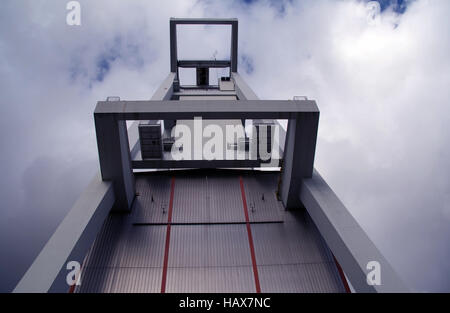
<box><xmin>1</xmin><ymin>0</ymin><xmax>449</xmax><ymax>292</ymax></box>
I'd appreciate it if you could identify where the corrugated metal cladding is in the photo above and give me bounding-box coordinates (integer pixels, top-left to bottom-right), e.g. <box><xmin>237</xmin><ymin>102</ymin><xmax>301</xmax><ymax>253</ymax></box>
<box><xmin>169</xmin><ymin>225</ymin><xmax>252</xmax><ymax>267</ymax></box>
<box><xmin>166</xmin><ymin>266</ymin><xmax>255</xmax><ymax>293</ymax></box>
<box><xmin>77</xmin><ymin>169</ymin><xmax>346</xmax><ymax>293</ymax></box>
<box><xmin>132</xmin><ymin>175</ymin><xmax>171</xmax><ymax>224</ymax></box>
<box><xmin>242</xmin><ymin>173</ymin><xmax>284</xmax><ymax>222</ymax></box>
<box><xmin>172</xmin><ymin>175</ymin><xmax>245</xmax><ymax>223</ymax></box>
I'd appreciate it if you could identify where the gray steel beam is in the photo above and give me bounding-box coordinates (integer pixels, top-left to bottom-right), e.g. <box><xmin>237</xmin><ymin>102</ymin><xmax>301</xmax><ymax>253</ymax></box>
<box><xmin>231</xmin><ymin>72</ymin><xmax>259</xmax><ymax>100</ymax></box>
<box><xmin>94</xmin><ymin>115</ymin><xmax>135</xmax><ymax>212</ymax></box>
<box><xmin>128</xmin><ymin>121</ymin><xmax>141</xmax><ymax>159</ymax></box>
<box><xmin>170</xmin><ymin>18</ymin><xmax>238</xmax><ymax>25</ymax></box>
<box><xmin>231</xmin><ymin>21</ymin><xmax>238</xmax><ymax>72</ymax></box>
<box><xmin>151</xmin><ymin>72</ymin><xmax>176</xmax><ymax>101</ymax></box>
<box><xmin>174</xmin><ymin>90</ymin><xmax>236</xmax><ymax>97</ymax></box>
<box><xmin>94</xmin><ymin>99</ymin><xmax>319</xmax><ymax>120</ymax></box>
<box><xmin>170</xmin><ymin>18</ymin><xmax>238</xmax><ymax>73</ymax></box>
<box><xmin>13</xmin><ymin>174</ymin><xmax>115</xmax><ymax>293</ymax></box>
<box><xmin>132</xmin><ymin>159</ymin><xmax>262</xmax><ymax>169</ymax></box>
<box><xmin>300</xmin><ymin>170</ymin><xmax>409</xmax><ymax>292</ymax></box>
<box><xmin>277</xmin><ymin>122</ymin><xmax>287</xmax><ymax>155</ymax></box>
<box><xmin>231</xmin><ymin>72</ymin><xmax>259</xmax><ymax>127</ymax></box>
<box><xmin>178</xmin><ymin>60</ymin><xmax>231</xmax><ymax>68</ymax></box>
<box><xmin>280</xmin><ymin>112</ymin><xmax>319</xmax><ymax>209</ymax></box>
<box><xmin>231</xmin><ymin>72</ymin><xmax>287</xmax><ymax>154</ymax></box>
<box><xmin>95</xmin><ymin>99</ymin><xmax>315</xmax><ymax>211</ymax></box>
<box><xmin>170</xmin><ymin>20</ymin><xmax>178</xmax><ymax>73</ymax></box>
<box><xmin>150</xmin><ymin>72</ymin><xmax>176</xmax><ymax>130</ymax></box>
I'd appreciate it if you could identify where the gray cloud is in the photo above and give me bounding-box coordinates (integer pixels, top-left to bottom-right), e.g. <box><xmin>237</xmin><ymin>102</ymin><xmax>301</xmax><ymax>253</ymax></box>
<box><xmin>0</xmin><ymin>0</ymin><xmax>449</xmax><ymax>292</ymax></box>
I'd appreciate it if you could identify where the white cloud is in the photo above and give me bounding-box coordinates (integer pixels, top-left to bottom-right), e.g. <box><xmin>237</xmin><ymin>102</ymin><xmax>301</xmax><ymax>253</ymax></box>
<box><xmin>0</xmin><ymin>0</ymin><xmax>449</xmax><ymax>292</ymax></box>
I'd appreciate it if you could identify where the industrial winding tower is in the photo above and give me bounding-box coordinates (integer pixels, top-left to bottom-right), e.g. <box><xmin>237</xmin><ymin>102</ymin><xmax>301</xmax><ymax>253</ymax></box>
<box><xmin>14</xmin><ymin>18</ymin><xmax>407</xmax><ymax>293</ymax></box>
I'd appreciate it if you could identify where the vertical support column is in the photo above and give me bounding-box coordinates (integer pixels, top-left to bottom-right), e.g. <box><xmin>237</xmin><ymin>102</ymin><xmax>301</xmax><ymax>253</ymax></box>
<box><xmin>232</xmin><ymin>72</ymin><xmax>256</xmax><ymax>130</ymax></box>
<box><xmin>150</xmin><ymin>72</ymin><xmax>176</xmax><ymax>131</ymax></box>
<box><xmin>280</xmin><ymin>112</ymin><xmax>319</xmax><ymax>210</ymax></box>
<box><xmin>230</xmin><ymin>20</ymin><xmax>238</xmax><ymax>73</ymax></box>
<box><xmin>232</xmin><ymin>73</ymin><xmax>258</xmax><ymax>100</ymax></box>
<box><xmin>94</xmin><ymin>113</ymin><xmax>136</xmax><ymax>212</ymax></box>
<box><xmin>170</xmin><ymin>19</ymin><xmax>178</xmax><ymax>73</ymax></box>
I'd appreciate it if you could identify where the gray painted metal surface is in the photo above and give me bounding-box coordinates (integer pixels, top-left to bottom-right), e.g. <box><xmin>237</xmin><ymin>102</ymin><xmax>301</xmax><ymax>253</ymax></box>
<box><xmin>150</xmin><ymin>72</ymin><xmax>176</xmax><ymax>130</ymax></box>
<box><xmin>258</xmin><ymin>264</ymin><xmax>344</xmax><ymax>293</ymax></box>
<box><xmin>94</xmin><ymin>99</ymin><xmax>316</xmax><ymax>207</ymax></box>
<box><xmin>166</xmin><ymin>266</ymin><xmax>255</xmax><ymax>293</ymax></box>
<box><xmin>169</xmin><ymin>225</ymin><xmax>252</xmax><ymax>267</ymax></box>
<box><xmin>14</xmin><ymin>174</ymin><xmax>115</xmax><ymax>293</ymax></box>
<box><xmin>219</xmin><ymin>80</ymin><xmax>235</xmax><ymax>91</ymax></box>
<box><xmin>243</xmin><ymin>174</ymin><xmax>284</xmax><ymax>222</ymax></box>
<box><xmin>151</xmin><ymin>72</ymin><xmax>176</xmax><ymax>101</ymax></box>
<box><xmin>111</xmin><ymin>268</ymin><xmax>162</xmax><ymax>293</ymax></box>
<box><xmin>16</xmin><ymin>17</ymin><xmax>406</xmax><ymax>294</ymax></box>
<box><xmin>208</xmin><ymin>176</ymin><xmax>247</xmax><ymax>223</ymax></box>
<box><xmin>174</xmin><ymin>118</ymin><xmax>245</xmax><ymax>160</ymax></box>
<box><xmin>231</xmin><ymin>72</ymin><xmax>287</xmax><ymax>154</ymax></box>
<box><xmin>75</xmin><ymin>267</ymin><xmax>116</xmax><ymax>293</ymax></box>
<box><xmin>119</xmin><ymin>225</ymin><xmax>167</xmax><ymax>268</ymax></box>
<box><xmin>139</xmin><ymin>121</ymin><xmax>163</xmax><ymax>159</ymax></box>
<box><xmin>300</xmin><ymin>170</ymin><xmax>409</xmax><ymax>292</ymax></box>
<box><xmin>76</xmin><ymin>170</ymin><xmax>346</xmax><ymax>293</ymax></box>
<box><xmin>178</xmin><ymin>60</ymin><xmax>231</xmax><ymax>68</ymax></box>
<box><xmin>179</xmin><ymin>95</ymin><xmax>237</xmax><ymax>100</ymax></box>
<box><xmin>231</xmin><ymin>72</ymin><xmax>259</xmax><ymax>100</ymax></box>
<box><xmin>128</xmin><ymin>72</ymin><xmax>175</xmax><ymax>156</ymax></box>
<box><xmin>279</xmin><ymin>112</ymin><xmax>319</xmax><ymax>209</ymax></box>
<box><xmin>132</xmin><ymin>175</ymin><xmax>171</xmax><ymax>224</ymax></box>
<box><xmin>82</xmin><ymin>214</ymin><xmax>131</xmax><ymax>268</ymax></box>
<box><xmin>95</xmin><ymin>116</ymin><xmax>135</xmax><ymax>212</ymax></box>
<box><xmin>174</xmin><ymin>90</ymin><xmax>237</xmax><ymax>97</ymax></box>
<box><xmin>75</xmin><ymin>213</ymin><xmax>166</xmax><ymax>293</ymax></box>
<box><xmin>94</xmin><ymin>99</ymin><xmax>319</xmax><ymax>120</ymax></box>
<box><xmin>170</xmin><ymin>18</ymin><xmax>238</xmax><ymax>73</ymax></box>
<box><xmin>132</xmin><ymin>157</ymin><xmax>262</xmax><ymax>169</ymax></box>
<box><xmin>171</xmin><ymin>174</ymin><xmax>245</xmax><ymax>223</ymax></box>
<box><xmin>128</xmin><ymin>121</ymin><xmax>142</xmax><ymax>159</ymax></box>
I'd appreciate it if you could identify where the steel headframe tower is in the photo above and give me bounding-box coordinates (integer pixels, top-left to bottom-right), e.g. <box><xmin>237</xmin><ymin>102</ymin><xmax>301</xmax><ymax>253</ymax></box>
<box><xmin>14</xmin><ymin>18</ymin><xmax>408</xmax><ymax>293</ymax></box>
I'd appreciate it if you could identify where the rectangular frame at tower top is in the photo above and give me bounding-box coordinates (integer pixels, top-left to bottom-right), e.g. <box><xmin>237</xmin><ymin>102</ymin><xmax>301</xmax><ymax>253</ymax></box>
<box><xmin>170</xmin><ymin>18</ymin><xmax>238</xmax><ymax>73</ymax></box>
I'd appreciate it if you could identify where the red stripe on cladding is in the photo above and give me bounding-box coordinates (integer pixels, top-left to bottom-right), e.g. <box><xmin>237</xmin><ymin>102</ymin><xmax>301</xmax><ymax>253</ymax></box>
<box><xmin>160</xmin><ymin>177</ymin><xmax>175</xmax><ymax>293</ymax></box>
<box><xmin>239</xmin><ymin>176</ymin><xmax>261</xmax><ymax>293</ymax></box>
<box><xmin>333</xmin><ymin>255</ymin><xmax>351</xmax><ymax>293</ymax></box>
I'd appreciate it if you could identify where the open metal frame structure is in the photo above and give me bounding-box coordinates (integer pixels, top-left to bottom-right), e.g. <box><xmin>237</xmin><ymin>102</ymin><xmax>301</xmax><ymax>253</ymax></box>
<box><xmin>170</xmin><ymin>18</ymin><xmax>238</xmax><ymax>73</ymax></box>
<box><xmin>14</xmin><ymin>18</ymin><xmax>408</xmax><ymax>293</ymax></box>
